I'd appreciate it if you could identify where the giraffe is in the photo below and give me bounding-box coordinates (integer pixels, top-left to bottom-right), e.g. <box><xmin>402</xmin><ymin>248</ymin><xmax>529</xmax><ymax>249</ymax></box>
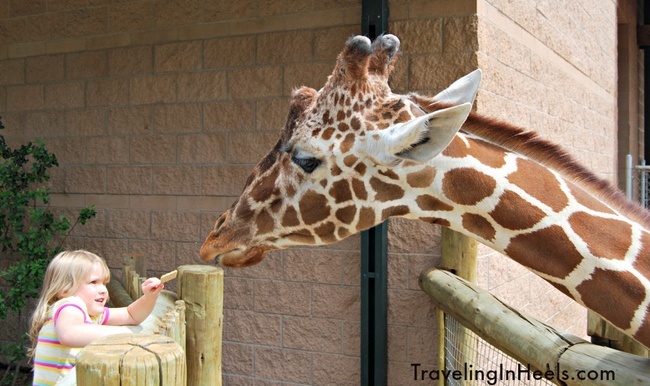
<box><xmin>200</xmin><ymin>34</ymin><xmax>650</xmax><ymax>348</ymax></box>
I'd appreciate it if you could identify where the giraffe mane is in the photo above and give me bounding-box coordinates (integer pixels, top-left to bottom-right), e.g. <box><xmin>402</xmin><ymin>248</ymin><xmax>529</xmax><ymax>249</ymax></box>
<box><xmin>409</xmin><ymin>93</ymin><xmax>650</xmax><ymax>228</ymax></box>
<box><xmin>462</xmin><ymin>111</ymin><xmax>650</xmax><ymax>228</ymax></box>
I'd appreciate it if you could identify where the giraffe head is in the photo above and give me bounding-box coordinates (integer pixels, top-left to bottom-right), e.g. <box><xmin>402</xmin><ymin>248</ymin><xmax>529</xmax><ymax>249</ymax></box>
<box><xmin>200</xmin><ymin>34</ymin><xmax>480</xmax><ymax>267</ymax></box>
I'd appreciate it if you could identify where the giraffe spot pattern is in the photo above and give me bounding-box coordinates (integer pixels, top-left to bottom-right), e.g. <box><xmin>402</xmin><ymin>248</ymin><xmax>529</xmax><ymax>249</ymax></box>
<box><xmin>287</xmin><ymin>233</ymin><xmax>316</xmax><ymax>244</ymax></box>
<box><xmin>354</xmin><ymin>162</ymin><xmax>366</xmax><ymax>175</ymax></box>
<box><xmin>634</xmin><ymin>231</ymin><xmax>650</xmax><ymax>280</ymax></box>
<box><xmin>415</xmin><ymin>195</ymin><xmax>453</xmax><ymax>212</ymax></box>
<box><xmin>281</xmin><ymin>206</ymin><xmax>300</xmax><ymax>227</ymax></box>
<box><xmin>367</xmin><ymin>113</ymin><xmax>380</xmax><ymax>122</ymax></box>
<box><xmin>250</xmin><ymin>168</ymin><xmax>279</xmax><ymax>202</ymax></box>
<box><xmin>351</xmin><ymin>178</ymin><xmax>368</xmax><ymax>200</ymax></box>
<box><xmin>337</xmin><ymin>227</ymin><xmax>351</xmax><ymax>239</ymax></box>
<box><xmin>299</xmin><ymin>191</ymin><xmax>331</xmax><ymax>225</ymax></box>
<box><xmin>357</xmin><ymin>207</ymin><xmax>376</xmax><ymax>231</ymax></box>
<box><xmin>269</xmin><ymin>198</ymin><xmax>282</xmax><ymax>212</ymax></box>
<box><xmin>382</xmin><ymin>205</ymin><xmax>410</xmax><ymax>219</ymax></box>
<box><xmin>323</xmin><ymin>111</ymin><xmax>333</xmax><ymax>125</ymax></box>
<box><xmin>395</xmin><ymin>110</ymin><xmax>411</xmax><ymax>123</ymax></box>
<box><xmin>256</xmin><ymin>209</ymin><xmax>275</xmax><ymax>235</ymax></box>
<box><xmin>315</xmin><ymin>221</ymin><xmax>337</xmax><ymax>243</ymax></box>
<box><xmin>351</xmin><ymin>117</ymin><xmax>361</xmax><ymax>131</ymax></box>
<box><xmin>568</xmin><ymin>212</ymin><xmax>632</xmax><ymax>260</ymax></box>
<box><xmin>569</xmin><ymin>185</ymin><xmax>616</xmax><ymax>215</ymax></box>
<box><xmin>335</xmin><ymin>205</ymin><xmax>357</xmax><ymax>224</ymax></box>
<box><xmin>489</xmin><ymin>190</ymin><xmax>546</xmax><ymax>230</ymax></box>
<box><xmin>343</xmin><ymin>154</ymin><xmax>358</xmax><ymax>167</ymax></box>
<box><xmin>390</xmin><ymin>99</ymin><xmax>405</xmax><ymax>112</ymax></box>
<box><xmin>341</xmin><ymin>133</ymin><xmax>355</xmax><ymax>153</ymax></box>
<box><xmin>234</xmin><ymin>198</ymin><xmax>252</xmax><ymax>219</ymax></box>
<box><xmin>505</xmin><ymin>225</ymin><xmax>583</xmax><ymax>278</ymax></box>
<box><xmin>329</xmin><ymin>179</ymin><xmax>353</xmax><ymax>203</ymax></box>
<box><xmin>462</xmin><ymin>213</ymin><xmax>496</xmax><ymax>242</ymax></box>
<box><xmin>370</xmin><ymin>177</ymin><xmax>405</xmax><ymax>202</ymax></box>
<box><xmin>407</xmin><ymin>167</ymin><xmax>436</xmax><ymax>188</ymax></box>
<box><xmin>507</xmin><ymin>159</ymin><xmax>568</xmax><ymax>212</ymax></box>
<box><xmin>322</xmin><ymin>127</ymin><xmax>335</xmax><ymax>140</ymax></box>
<box><xmin>285</xmin><ymin>183</ymin><xmax>297</xmax><ymax>197</ymax></box>
<box><xmin>576</xmin><ymin>268</ymin><xmax>646</xmax><ymax>330</ymax></box>
<box><xmin>442</xmin><ymin>168</ymin><xmax>496</xmax><ymax>206</ymax></box>
<box><xmin>441</xmin><ymin>136</ymin><xmax>469</xmax><ymax>157</ymax></box>
<box><xmin>379</xmin><ymin>169</ymin><xmax>399</xmax><ymax>180</ymax></box>
<box><xmin>466</xmin><ymin>139</ymin><xmax>507</xmax><ymax>169</ymax></box>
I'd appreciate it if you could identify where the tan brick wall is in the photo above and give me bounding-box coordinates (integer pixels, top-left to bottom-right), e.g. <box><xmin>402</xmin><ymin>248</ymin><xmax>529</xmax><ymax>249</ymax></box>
<box><xmin>474</xmin><ymin>0</ymin><xmax>620</xmax><ymax>339</ymax></box>
<box><xmin>0</xmin><ymin>0</ymin><xmax>626</xmax><ymax>384</ymax></box>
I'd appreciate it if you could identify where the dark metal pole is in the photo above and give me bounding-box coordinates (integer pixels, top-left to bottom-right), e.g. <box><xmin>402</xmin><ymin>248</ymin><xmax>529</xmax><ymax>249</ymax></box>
<box><xmin>360</xmin><ymin>2</ymin><xmax>389</xmax><ymax>385</ymax></box>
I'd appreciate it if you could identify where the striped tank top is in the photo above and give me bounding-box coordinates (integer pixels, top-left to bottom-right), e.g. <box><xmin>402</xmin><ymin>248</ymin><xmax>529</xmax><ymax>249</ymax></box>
<box><xmin>32</xmin><ymin>296</ymin><xmax>108</xmax><ymax>386</ymax></box>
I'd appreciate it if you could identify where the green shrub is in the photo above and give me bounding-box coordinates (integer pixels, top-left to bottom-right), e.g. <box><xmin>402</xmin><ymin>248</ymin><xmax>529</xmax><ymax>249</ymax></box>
<box><xmin>0</xmin><ymin>116</ymin><xmax>96</xmax><ymax>366</ymax></box>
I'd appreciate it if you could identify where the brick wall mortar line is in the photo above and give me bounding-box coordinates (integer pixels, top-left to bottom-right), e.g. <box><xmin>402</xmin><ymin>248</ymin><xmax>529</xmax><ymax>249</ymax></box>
<box><xmin>477</xmin><ymin>0</ymin><xmax>613</xmax><ymax>102</ymax></box>
<box><xmin>3</xmin><ymin>9</ymin><xmax>359</xmax><ymax>60</ymax></box>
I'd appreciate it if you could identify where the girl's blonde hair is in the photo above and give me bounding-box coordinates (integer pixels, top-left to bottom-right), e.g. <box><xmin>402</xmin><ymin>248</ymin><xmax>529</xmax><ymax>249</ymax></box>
<box><xmin>28</xmin><ymin>250</ymin><xmax>110</xmax><ymax>359</ymax></box>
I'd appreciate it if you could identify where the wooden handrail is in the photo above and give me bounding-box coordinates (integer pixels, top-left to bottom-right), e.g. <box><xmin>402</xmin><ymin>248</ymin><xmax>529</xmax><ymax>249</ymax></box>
<box><xmin>420</xmin><ymin>268</ymin><xmax>650</xmax><ymax>385</ymax></box>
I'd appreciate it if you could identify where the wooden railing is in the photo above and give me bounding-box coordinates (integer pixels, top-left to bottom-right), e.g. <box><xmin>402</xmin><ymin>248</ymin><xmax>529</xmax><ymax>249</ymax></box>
<box><xmin>420</xmin><ymin>268</ymin><xmax>650</xmax><ymax>385</ymax></box>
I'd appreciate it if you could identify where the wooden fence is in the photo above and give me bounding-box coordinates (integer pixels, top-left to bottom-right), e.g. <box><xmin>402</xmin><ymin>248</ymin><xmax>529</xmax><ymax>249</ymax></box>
<box><xmin>74</xmin><ymin>256</ymin><xmax>223</xmax><ymax>386</ymax></box>
<box><xmin>420</xmin><ymin>268</ymin><xmax>650</xmax><ymax>385</ymax></box>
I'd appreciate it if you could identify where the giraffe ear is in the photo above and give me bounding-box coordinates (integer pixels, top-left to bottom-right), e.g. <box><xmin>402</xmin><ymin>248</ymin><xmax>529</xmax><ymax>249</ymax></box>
<box><xmin>433</xmin><ymin>69</ymin><xmax>482</xmax><ymax>106</ymax></box>
<box><xmin>376</xmin><ymin>103</ymin><xmax>472</xmax><ymax>163</ymax></box>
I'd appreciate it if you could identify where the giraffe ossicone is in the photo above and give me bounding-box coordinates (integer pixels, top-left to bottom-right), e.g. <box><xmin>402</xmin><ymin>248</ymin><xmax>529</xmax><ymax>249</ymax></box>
<box><xmin>200</xmin><ymin>34</ymin><xmax>650</xmax><ymax>348</ymax></box>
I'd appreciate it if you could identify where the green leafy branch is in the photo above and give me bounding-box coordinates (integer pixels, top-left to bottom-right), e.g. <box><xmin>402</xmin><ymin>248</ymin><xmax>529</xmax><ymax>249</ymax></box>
<box><xmin>0</xmin><ymin>116</ymin><xmax>96</xmax><ymax>364</ymax></box>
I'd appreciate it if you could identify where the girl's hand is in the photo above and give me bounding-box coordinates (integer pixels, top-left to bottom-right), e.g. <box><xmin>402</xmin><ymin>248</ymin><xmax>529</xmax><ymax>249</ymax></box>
<box><xmin>107</xmin><ymin>278</ymin><xmax>165</xmax><ymax>326</ymax></box>
<box><xmin>141</xmin><ymin>277</ymin><xmax>164</xmax><ymax>297</ymax></box>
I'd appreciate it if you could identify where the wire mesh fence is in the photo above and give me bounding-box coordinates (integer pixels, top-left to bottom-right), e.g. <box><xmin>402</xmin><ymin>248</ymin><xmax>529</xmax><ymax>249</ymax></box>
<box><xmin>444</xmin><ymin>314</ymin><xmax>554</xmax><ymax>386</ymax></box>
<box><xmin>626</xmin><ymin>155</ymin><xmax>650</xmax><ymax>208</ymax></box>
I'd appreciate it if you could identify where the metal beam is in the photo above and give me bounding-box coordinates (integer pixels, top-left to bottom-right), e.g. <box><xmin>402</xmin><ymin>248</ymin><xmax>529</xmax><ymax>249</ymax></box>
<box><xmin>360</xmin><ymin>1</ymin><xmax>389</xmax><ymax>385</ymax></box>
<box><xmin>360</xmin><ymin>222</ymin><xmax>388</xmax><ymax>386</ymax></box>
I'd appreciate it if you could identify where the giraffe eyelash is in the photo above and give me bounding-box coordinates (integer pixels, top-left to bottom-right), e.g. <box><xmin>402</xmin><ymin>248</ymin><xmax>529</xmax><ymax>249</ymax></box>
<box><xmin>291</xmin><ymin>155</ymin><xmax>321</xmax><ymax>173</ymax></box>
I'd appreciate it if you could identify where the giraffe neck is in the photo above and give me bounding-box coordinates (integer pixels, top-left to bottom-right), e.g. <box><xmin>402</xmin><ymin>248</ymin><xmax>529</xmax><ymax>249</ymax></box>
<box><xmin>415</xmin><ymin>128</ymin><xmax>650</xmax><ymax>344</ymax></box>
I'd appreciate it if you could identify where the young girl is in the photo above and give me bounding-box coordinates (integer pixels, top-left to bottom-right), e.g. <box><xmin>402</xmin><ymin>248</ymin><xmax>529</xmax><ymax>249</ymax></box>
<box><xmin>29</xmin><ymin>250</ymin><xmax>164</xmax><ymax>385</ymax></box>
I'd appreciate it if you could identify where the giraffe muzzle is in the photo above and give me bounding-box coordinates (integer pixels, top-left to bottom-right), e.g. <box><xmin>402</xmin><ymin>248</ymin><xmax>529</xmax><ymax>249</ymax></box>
<box><xmin>213</xmin><ymin>246</ymin><xmax>267</xmax><ymax>268</ymax></box>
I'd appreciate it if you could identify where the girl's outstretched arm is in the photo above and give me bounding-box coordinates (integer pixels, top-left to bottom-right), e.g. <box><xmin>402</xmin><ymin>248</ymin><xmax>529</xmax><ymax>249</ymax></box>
<box><xmin>106</xmin><ymin>277</ymin><xmax>164</xmax><ymax>326</ymax></box>
<box><xmin>55</xmin><ymin>305</ymin><xmax>133</xmax><ymax>347</ymax></box>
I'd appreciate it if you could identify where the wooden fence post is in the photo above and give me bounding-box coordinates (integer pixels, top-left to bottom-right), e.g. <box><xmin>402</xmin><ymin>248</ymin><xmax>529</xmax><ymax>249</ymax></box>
<box><xmin>177</xmin><ymin>265</ymin><xmax>224</xmax><ymax>386</ymax></box>
<box><xmin>440</xmin><ymin>228</ymin><xmax>478</xmax><ymax>281</ymax></box>
<box><xmin>588</xmin><ymin>311</ymin><xmax>650</xmax><ymax>356</ymax></box>
<box><xmin>439</xmin><ymin>228</ymin><xmax>478</xmax><ymax>386</ymax></box>
<box><xmin>76</xmin><ymin>334</ymin><xmax>185</xmax><ymax>386</ymax></box>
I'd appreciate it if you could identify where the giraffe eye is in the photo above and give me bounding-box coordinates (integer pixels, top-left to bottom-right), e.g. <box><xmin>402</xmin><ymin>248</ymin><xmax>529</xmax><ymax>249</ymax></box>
<box><xmin>291</xmin><ymin>155</ymin><xmax>321</xmax><ymax>173</ymax></box>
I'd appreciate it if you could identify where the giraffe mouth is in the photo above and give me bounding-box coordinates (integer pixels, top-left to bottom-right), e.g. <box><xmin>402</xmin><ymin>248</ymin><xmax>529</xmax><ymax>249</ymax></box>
<box><xmin>200</xmin><ymin>226</ymin><xmax>273</xmax><ymax>267</ymax></box>
<box><xmin>206</xmin><ymin>246</ymin><xmax>269</xmax><ymax>268</ymax></box>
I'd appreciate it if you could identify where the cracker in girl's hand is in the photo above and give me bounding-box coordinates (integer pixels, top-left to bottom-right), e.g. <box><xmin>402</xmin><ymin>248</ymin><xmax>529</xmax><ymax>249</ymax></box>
<box><xmin>160</xmin><ymin>269</ymin><xmax>178</xmax><ymax>283</ymax></box>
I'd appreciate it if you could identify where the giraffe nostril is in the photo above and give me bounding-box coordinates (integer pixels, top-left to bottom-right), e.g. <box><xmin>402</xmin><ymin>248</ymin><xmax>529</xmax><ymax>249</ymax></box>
<box><xmin>214</xmin><ymin>213</ymin><xmax>228</xmax><ymax>231</ymax></box>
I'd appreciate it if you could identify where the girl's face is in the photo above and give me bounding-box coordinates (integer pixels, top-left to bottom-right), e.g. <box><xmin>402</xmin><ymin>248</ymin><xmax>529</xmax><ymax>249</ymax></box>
<box><xmin>72</xmin><ymin>262</ymin><xmax>108</xmax><ymax>317</ymax></box>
